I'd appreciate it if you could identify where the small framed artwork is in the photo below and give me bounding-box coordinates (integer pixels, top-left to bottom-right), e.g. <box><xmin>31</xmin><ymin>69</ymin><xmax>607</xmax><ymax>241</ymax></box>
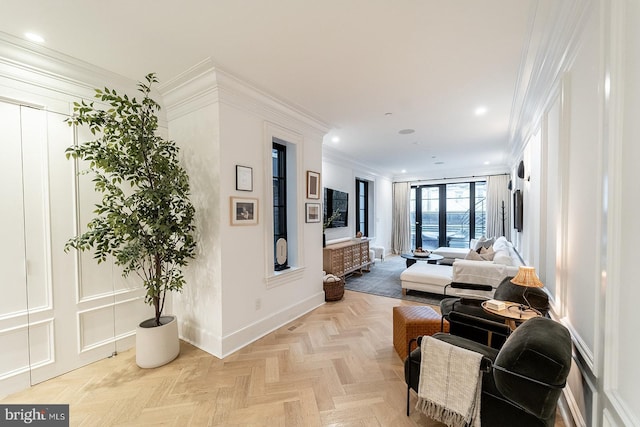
<box><xmin>307</xmin><ymin>171</ymin><xmax>321</xmax><ymax>199</ymax></box>
<box><xmin>236</xmin><ymin>165</ymin><xmax>253</xmax><ymax>191</ymax></box>
<box><xmin>305</xmin><ymin>203</ymin><xmax>321</xmax><ymax>223</ymax></box>
<box><xmin>231</xmin><ymin>197</ymin><xmax>258</xmax><ymax>225</ymax></box>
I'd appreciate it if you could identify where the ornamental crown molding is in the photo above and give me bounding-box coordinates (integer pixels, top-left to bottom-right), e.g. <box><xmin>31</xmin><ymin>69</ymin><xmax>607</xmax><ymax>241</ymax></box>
<box><xmin>159</xmin><ymin>57</ymin><xmax>330</xmax><ymax>138</ymax></box>
<box><xmin>507</xmin><ymin>0</ymin><xmax>594</xmax><ymax>163</ymax></box>
<box><xmin>0</xmin><ymin>31</ymin><xmax>139</xmax><ymax>108</ymax></box>
<box><xmin>322</xmin><ymin>145</ymin><xmax>394</xmax><ymax>181</ymax></box>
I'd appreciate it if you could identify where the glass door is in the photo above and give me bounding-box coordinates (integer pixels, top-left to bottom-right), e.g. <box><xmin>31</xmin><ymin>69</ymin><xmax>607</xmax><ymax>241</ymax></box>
<box><xmin>445</xmin><ymin>183</ymin><xmax>470</xmax><ymax>247</ymax></box>
<box><xmin>410</xmin><ymin>181</ymin><xmax>486</xmax><ymax>250</ymax></box>
<box><xmin>410</xmin><ymin>186</ymin><xmax>440</xmax><ymax>250</ymax></box>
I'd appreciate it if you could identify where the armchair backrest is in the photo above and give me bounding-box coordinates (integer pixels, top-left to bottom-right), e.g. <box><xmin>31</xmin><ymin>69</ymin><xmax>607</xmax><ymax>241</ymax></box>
<box><xmin>493</xmin><ymin>317</ymin><xmax>572</xmax><ymax>420</ymax></box>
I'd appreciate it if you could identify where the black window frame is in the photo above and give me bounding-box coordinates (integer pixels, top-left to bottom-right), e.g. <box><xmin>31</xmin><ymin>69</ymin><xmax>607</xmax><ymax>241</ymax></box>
<box><xmin>272</xmin><ymin>142</ymin><xmax>289</xmax><ymax>270</ymax></box>
<box><xmin>412</xmin><ymin>181</ymin><xmax>485</xmax><ymax>249</ymax></box>
<box><xmin>355</xmin><ymin>178</ymin><xmax>369</xmax><ymax>236</ymax></box>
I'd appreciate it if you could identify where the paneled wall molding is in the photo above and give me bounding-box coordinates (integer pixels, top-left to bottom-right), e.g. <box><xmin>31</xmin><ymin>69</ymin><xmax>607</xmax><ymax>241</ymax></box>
<box><xmin>556</xmin><ymin>73</ymin><xmax>572</xmax><ymax>320</ymax></box>
<box><xmin>601</xmin><ymin>1</ymin><xmax>639</xmax><ymax>426</ymax></box>
<box><xmin>160</xmin><ymin>58</ymin><xmax>329</xmax><ymax>139</ymax></box>
<box><xmin>606</xmin><ymin>390</ymin><xmax>640</xmax><ymax>427</ymax></box>
<box><xmin>563</xmin><ymin>377</ymin><xmax>589</xmax><ymax>427</ymax></box>
<box><xmin>25</xmin><ymin>319</ymin><xmax>54</xmax><ymax>369</ymax></box>
<box><xmin>602</xmin><ymin>0</ymin><xmax>625</xmax><ymax>395</ymax></box>
<box><xmin>508</xmin><ymin>0</ymin><xmax>595</xmax><ymax>163</ymax></box>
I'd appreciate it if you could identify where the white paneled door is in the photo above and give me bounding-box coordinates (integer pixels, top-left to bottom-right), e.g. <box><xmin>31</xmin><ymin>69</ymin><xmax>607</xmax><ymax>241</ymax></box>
<box><xmin>0</xmin><ymin>100</ymin><xmax>148</xmax><ymax>397</ymax></box>
<box><xmin>0</xmin><ymin>101</ymin><xmax>31</xmax><ymax>394</ymax></box>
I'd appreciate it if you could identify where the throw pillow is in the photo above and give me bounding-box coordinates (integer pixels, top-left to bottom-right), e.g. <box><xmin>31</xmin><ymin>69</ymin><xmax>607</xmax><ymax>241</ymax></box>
<box><xmin>479</xmin><ymin>246</ymin><xmax>495</xmax><ymax>261</ymax></box>
<box><xmin>471</xmin><ymin>236</ymin><xmax>496</xmax><ymax>251</ymax></box>
<box><xmin>480</xmin><ymin>237</ymin><xmax>496</xmax><ymax>248</ymax></box>
<box><xmin>470</xmin><ymin>237</ymin><xmax>486</xmax><ymax>251</ymax></box>
<box><xmin>465</xmin><ymin>250</ymin><xmax>484</xmax><ymax>261</ymax></box>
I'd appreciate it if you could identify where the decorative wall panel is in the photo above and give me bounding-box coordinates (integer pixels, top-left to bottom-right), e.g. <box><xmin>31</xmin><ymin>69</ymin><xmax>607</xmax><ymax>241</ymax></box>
<box><xmin>78</xmin><ymin>306</ymin><xmax>116</xmax><ymax>352</ymax></box>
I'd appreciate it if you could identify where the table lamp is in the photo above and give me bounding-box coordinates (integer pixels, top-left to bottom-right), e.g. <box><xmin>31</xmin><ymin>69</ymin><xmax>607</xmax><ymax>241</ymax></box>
<box><xmin>510</xmin><ymin>266</ymin><xmax>544</xmax><ymax>314</ymax></box>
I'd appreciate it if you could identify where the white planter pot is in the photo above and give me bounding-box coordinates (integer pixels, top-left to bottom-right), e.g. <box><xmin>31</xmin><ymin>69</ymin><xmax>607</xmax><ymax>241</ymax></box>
<box><xmin>136</xmin><ymin>315</ymin><xmax>180</xmax><ymax>368</ymax></box>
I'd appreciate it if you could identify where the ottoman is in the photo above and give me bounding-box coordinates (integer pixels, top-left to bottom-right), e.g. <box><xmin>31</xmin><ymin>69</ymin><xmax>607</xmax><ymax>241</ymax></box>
<box><xmin>393</xmin><ymin>305</ymin><xmax>450</xmax><ymax>360</ymax></box>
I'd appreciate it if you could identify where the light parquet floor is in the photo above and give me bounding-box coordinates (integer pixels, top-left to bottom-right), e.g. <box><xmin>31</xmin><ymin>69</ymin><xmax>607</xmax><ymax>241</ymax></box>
<box><xmin>1</xmin><ymin>290</ymin><xmax>564</xmax><ymax>426</ymax></box>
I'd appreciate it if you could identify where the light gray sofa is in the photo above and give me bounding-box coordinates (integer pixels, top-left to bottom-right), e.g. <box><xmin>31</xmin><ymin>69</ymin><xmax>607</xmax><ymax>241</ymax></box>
<box><xmin>400</xmin><ymin>236</ymin><xmax>524</xmax><ymax>296</ymax></box>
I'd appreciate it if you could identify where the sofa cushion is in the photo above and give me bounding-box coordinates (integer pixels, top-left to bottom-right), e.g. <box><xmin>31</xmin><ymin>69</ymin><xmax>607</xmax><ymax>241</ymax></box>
<box><xmin>452</xmin><ymin>259</ymin><xmax>520</xmax><ymax>286</ymax></box>
<box><xmin>493</xmin><ymin>251</ymin><xmax>513</xmax><ymax>265</ymax></box>
<box><xmin>433</xmin><ymin>247</ymin><xmax>469</xmax><ymax>259</ymax></box>
<box><xmin>400</xmin><ymin>263</ymin><xmax>453</xmax><ymax>287</ymax></box>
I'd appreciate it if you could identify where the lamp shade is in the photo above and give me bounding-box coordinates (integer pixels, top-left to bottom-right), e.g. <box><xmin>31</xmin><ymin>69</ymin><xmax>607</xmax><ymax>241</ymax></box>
<box><xmin>510</xmin><ymin>266</ymin><xmax>543</xmax><ymax>288</ymax></box>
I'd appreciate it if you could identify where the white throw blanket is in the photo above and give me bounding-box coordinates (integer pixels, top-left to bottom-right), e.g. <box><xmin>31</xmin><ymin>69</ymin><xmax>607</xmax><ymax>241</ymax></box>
<box><xmin>416</xmin><ymin>336</ymin><xmax>483</xmax><ymax>427</ymax></box>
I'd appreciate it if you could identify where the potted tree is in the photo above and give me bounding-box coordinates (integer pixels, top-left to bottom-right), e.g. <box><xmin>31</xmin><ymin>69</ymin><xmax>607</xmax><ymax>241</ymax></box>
<box><xmin>64</xmin><ymin>73</ymin><xmax>197</xmax><ymax>368</ymax></box>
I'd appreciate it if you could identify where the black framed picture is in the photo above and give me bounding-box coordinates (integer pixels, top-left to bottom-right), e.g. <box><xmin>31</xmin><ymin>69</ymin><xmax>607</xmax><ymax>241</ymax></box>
<box><xmin>307</xmin><ymin>171</ymin><xmax>320</xmax><ymax>199</ymax></box>
<box><xmin>236</xmin><ymin>165</ymin><xmax>253</xmax><ymax>191</ymax></box>
<box><xmin>305</xmin><ymin>203</ymin><xmax>321</xmax><ymax>223</ymax></box>
<box><xmin>231</xmin><ymin>197</ymin><xmax>258</xmax><ymax>225</ymax></box>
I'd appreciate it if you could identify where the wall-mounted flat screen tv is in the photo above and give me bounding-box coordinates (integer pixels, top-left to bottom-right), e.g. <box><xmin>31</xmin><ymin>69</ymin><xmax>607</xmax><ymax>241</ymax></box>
<box><xmin>324</xmin><ymin>188</ymin><xmax>348</xmax><ymax>228</ymax></box>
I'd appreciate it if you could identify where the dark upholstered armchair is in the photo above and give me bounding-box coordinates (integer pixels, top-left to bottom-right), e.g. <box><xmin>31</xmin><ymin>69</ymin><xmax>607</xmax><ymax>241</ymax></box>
<box><xmin>405</xmin><ymin>316</ymin><xmax>572</xmax><ymax>427</ymax></box>
<box><xmin>440</xmin><ymin>276</ymin><xmax>550</xmax><ymax>348</ymax></box>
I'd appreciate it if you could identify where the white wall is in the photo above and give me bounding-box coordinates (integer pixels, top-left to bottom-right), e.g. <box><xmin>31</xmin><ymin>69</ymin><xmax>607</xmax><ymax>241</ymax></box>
<box><xmin>517</xmin><ymin>1</ymin><xmax>640</xmax><ymax>425</ymax></box>
<box><xmin>161</xmin><ymin>63</ymin><xmax>329</xmax><ymax>358</ymax></box>
<box><xmin>322</xmin><ymin>148</ymin><xmax>393</xmax><ymax>255</ymax></box>
<box><xmin>607</xmin><ymin>0</ymin><xmax>640</xmax><ymax>424</ymax></box>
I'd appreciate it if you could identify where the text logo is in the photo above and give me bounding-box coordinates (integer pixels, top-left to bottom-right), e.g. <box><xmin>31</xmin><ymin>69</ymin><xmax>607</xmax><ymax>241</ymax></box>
<box><xmin>1</xmin><ymin>405</ymin><xmax>69</xmax><ymax>426</ymax></box>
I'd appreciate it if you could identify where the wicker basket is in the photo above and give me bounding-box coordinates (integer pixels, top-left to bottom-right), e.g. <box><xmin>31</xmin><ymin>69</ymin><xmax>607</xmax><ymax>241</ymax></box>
<box><xmin>323</xmin><ymin>279</ymin><xmax>344</xmax><ymax>301</ymax></box>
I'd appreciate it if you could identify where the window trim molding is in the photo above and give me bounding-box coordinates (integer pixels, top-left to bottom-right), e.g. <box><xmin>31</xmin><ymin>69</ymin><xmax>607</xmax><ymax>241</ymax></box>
<box><xmin>263</xmin><ymin>121</ymin><xmax>305</xmax><ymax>287</ymax></box>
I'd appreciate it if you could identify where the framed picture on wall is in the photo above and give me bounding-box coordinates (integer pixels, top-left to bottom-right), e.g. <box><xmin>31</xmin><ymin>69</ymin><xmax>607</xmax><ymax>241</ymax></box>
<box><xmin>231</xmin><ymin>197</ymin><xmax>258</xmax><ymax>225</ymax></box>
<box><xmin>307</xmin><ymin>171</ymin><xmax>320</xmax><ymax>199</ymax></box>
<box><xmin>236</xmin><ymin>165</ymin><xmax>253</xmax><ymax>191</ymax></box>
<box><xmin>305</xmin><ymin>203</ymin><xmax>321</xmax><ymax>223</ymax></box>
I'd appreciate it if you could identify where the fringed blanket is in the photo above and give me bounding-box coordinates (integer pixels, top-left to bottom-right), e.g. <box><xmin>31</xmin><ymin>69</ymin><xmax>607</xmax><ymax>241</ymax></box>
<box><xmin>416</xmin><ymin>336</ymin><xmax>483</xmax><ymax>427</ymax></box>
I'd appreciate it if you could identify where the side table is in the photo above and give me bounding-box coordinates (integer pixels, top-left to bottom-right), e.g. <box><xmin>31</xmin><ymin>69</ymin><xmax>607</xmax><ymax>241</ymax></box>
<box><xmin>481</xmin><ymin>300</ymin><xmax>540</xmax><ymax>330</ymax></box>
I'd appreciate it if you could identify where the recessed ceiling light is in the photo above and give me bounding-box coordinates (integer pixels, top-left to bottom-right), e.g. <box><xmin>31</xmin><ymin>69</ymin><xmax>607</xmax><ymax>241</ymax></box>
<box><xmin>484</xmin><ymin>161</ymin><xmax>490</xmax><ymax>165</ymax></box>
<box><xmin>331</xmin><ymin>136</ymin><xmax>340</xmax><ymax>143</ymax></box>
<box><xmin>25</xmin><ymin>32</ymin><xmax>45</xmax><ymax>43</ymax></box>
<box><xmin>399</xmin><ymin>128</ymin><xmax>415</xmax><ymax>135</ymax></box>
<box><xmin>475</xmin><ymin>106</ymin><xmax>488</xmax><ymax>116</ymax></box>
<box><xmin>401</xmin><ymin>169</ymin><xmax>407</xmax><ymax>173</ymax></box>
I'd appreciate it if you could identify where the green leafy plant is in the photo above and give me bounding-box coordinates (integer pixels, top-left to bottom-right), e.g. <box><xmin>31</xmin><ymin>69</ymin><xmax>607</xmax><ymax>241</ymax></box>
<box><xmin>64</xmin><ymin>73</ymin><xmax>196</xmax><ymax>327</ymax></box>
<box><xmin>323</xmin><ymin>209</ymin><xmax>341</xmax><ymax>231</ymax></box>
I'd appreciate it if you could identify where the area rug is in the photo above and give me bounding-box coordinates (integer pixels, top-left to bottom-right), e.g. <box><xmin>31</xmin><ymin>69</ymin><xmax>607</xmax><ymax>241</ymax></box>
<box><xmin>344</xmin><ymin>255</ymin><xmax>446</xmax><ymax>306</ymax></box>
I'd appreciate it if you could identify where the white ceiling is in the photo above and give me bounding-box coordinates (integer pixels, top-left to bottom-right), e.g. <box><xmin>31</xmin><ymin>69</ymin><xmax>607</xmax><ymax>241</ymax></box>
<box><xmin>0</xmin><ymin>0</ymin><xmax>542</xmax><ymax>180</ymax></box>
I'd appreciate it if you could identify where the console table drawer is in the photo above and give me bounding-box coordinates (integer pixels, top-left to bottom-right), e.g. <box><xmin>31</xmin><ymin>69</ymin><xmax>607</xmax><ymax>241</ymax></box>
<box><xmin>323</xmin><ymin>240</ymin><xmax>371</xmax><ymax>279</ymax></box>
